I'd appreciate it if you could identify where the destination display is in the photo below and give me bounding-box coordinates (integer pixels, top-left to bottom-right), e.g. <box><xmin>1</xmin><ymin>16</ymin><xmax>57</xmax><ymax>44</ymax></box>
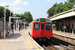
<box><xmin>40</xmin><ymin>18</ymin><xmax>46</xmax><ymax>23</ymax></box>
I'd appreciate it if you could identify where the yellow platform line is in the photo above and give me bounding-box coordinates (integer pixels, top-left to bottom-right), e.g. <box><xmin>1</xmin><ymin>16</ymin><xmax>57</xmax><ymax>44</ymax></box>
<box><xmin>27</xmin><ymin>33</ymin><xmax>40</xmax><ymax>50</ymax></box>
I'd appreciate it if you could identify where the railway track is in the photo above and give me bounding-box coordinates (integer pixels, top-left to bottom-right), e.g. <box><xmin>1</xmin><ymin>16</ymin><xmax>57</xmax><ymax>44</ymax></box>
<box><xmin>50</xmin><ymin>37</ymin><xmax>74</xmax><ymax>46</ymax></box>
<box><xmin>48</xmin><ymin>37</ymin><xmax>75</xmax><ymax>50</ymax></box>
<box><xmin>37</xmin><ymin>40</ymin><xmax>57</xmax><ymax>50</ymax></box>
<box><xmin>53</xmin><ymin>38</ymin><xmax>75</xmax><ymax>50</ymax></box>
<box><xmin>34</xmin><ymin>39</ymin><xmax>58</xmax><ymax>50</ymax></box>
<box><xmin>42</xmin><ymin>45</ymin><xmax>56</xmax><ymax>50</ymax></box>
<box><xmin>34</xmin><ymin>37</ymin><xmax>75</xmax><ymax>50</ymax></box>
<box><xmin>29</xmin><ymin>32</ymin><xmax>75</xmax><ymax>50</ymax></box>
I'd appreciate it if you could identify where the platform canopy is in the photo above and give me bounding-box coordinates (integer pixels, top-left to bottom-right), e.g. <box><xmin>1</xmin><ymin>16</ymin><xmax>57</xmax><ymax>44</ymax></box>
<box><xmin>50</xmin><ymin>8</ymin><xmax>75</xmax><ymax>21</ymax></box>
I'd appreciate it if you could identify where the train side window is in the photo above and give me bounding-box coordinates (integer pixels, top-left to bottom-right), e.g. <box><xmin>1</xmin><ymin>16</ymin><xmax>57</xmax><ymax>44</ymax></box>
<box><xmin>46</xmin><ymin>24</ymin><xmax>51</xmax><ymax>30</ymax></box>
<box><xmin>34</xmin><ymin>23</ymin><xmax>40</xmax><ymax>30</ymax></box>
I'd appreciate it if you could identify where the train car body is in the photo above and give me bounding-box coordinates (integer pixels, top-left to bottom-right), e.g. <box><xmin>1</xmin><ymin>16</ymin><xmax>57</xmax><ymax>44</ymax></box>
<box><xmin>29</xmin><ymin>18</ymin><xmax>53</xmax><ymax>40</ymax></box>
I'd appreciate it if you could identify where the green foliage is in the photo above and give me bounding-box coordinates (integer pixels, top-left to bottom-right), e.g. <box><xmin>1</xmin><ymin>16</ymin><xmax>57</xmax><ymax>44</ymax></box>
<box><xmin>0</xmin><ymin>6</ymin><xmax>12</xmax><ymax>21</ymax></box>
<box><xmin>14</xmin><ymin>11</ymin><xmax>33</xmax><ymax>23</ymax></box>
<box><xmin>0</xmin><ymin>6</ymin><xmax>4</xmax><ymax>18</ymax></box>
<box><xmin>14</xmin><ymin>13</ymin><xmax>20</xmax><ymax>17</ymax></box>
<box><xmin>47</xmin><ymin>0</ymin><xmax>74</xmax><ymax>18</ymax></box>
<box><xmin>23</xmin><ymin>11</ymin><xmax>33</xmax><ymax>23</ymax></box>
<box><xmin>6</xmin><ymin>9</ymin><xmax>13</xmax><ymax>21</ymax></box>
<box><xmin>68</xmin><ymin>0</ymin><xmax>75</xmax><ymax>7</ymax></box>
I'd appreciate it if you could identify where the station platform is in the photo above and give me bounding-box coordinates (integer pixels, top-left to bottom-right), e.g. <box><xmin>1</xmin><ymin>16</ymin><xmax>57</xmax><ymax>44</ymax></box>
<box><xmin>0</xmin><ymin>29</ymin><xmax>43</xmax><ymax>50</ymax></box>
<box><xmin>53</xmin><ymin>30</ymin><xmax>75</xmax><ymax>45</ymax></box>
<box><xmin>53</xmin><ymin>30</ymin><xmax>75</xmax><ymax>39</ymax></box>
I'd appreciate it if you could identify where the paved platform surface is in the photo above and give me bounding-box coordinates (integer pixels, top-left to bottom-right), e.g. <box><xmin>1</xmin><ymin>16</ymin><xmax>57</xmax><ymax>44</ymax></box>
<box><xmin>0</xmin><ymin>29</ymin><xmax>43</xmax><ymax>50</ymax></box>
<box><xmin>53</xmin><ymin>30</ymin><xmax>75</xmax><ymax>39</ymax></box>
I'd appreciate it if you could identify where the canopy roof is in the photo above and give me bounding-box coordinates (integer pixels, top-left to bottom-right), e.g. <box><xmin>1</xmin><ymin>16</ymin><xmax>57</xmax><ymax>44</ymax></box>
<box><xmin>50</xmin><ymin>8</ymin><xmax>75</xmax><ymax>21</ymax></box>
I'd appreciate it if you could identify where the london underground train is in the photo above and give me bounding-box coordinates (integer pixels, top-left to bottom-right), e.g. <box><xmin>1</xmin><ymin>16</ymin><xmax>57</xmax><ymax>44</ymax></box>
<box><xmin>28</xmin><ymin>18</ymin><xmax>53</xmax><ymax>41</ymax></box>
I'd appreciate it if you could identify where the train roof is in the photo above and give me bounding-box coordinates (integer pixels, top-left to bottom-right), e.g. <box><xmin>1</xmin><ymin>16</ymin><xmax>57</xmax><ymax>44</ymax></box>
<box><xmin>33</xmin><ymin>18</ymin><xmax>52</xmax><ymax>23</ymax></box>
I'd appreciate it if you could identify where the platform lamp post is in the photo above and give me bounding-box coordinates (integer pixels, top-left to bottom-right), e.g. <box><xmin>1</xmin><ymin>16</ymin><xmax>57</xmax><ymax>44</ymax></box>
<box><xmin>10</xmin><ymin>11</ymin><xmax>13</xmax><ymax>17</ymax></box>
<box><xmin>13</xmin><ymin>15</ymin><xmax>16</xmax><ymax>32</ymax></box>
<box><xmin>23</xmin><ymin>19</ymin><xmax>25</xmax><ymax>29</ymax></box>
<box><xmin>9</xmin><ymin>11</ymin><xmax>13</xmax><ymax>33</ymax></box>
<box><xmin>23</xmin><ymin>19</ymin><xmax>26</xmax><ymax>29</ymax></box>
<box><xmin>4</xmin><ymin>5</ymin><xmax>9</xmax><ymax>38</ymax></box>
<box><xmin>18</xmin><ymin>20</ymin><xmax>22</xmax><ymax>31</ymax></box>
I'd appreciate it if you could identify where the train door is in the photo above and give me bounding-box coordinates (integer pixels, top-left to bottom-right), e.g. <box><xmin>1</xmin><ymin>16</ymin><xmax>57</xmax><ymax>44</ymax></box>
<box><xmin>44</xmin><ymin>23</ymin><xmax>52</xmax><ymax>37</ymax></box>
<box><xmin>32</xmin><ymin>22</ymin><xmax>41</xmax><ymax>37</ymax></box>
<box><xmin>41</xmin><ymin>24</ymin><xmax>45</xmax><ymax>36</ymax></box>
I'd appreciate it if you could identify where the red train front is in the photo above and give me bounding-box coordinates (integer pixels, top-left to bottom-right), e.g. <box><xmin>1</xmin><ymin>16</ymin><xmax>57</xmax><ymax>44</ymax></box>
<box><xmin>29</xmin><ymin>18</ymin><xmax>53</xmax><ymax>40</ymax></box>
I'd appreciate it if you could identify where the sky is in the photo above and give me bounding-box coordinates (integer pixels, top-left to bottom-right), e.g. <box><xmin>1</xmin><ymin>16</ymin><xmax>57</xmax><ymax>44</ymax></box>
<box><xmin>0</xmin><ymin>0</ymin><xmax>67</xmax><ymax>20</ymax></box>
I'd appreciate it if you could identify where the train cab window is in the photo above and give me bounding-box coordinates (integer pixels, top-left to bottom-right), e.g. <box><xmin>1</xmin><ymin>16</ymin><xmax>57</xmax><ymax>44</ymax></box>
<box><xmin>34</xmin><ymin>23</ymin><xmax>40</xmax><ymax>30</ymax></box>
<box><xmin>46</xmin><ymin>24</ymin><xmax>51</xmax><ymax>30</ymax></box>
<box><xmin>41</xmin><ymin>24</ymin><xmax>44</xmax><ymax>30</ymax></box>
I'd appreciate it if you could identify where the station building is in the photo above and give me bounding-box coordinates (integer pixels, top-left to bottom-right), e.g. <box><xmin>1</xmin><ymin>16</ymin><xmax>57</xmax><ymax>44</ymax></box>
<box><xmin>50</xmin><ymin>8</ymin><xmax>75</xmax><ymax>34</ymax></box>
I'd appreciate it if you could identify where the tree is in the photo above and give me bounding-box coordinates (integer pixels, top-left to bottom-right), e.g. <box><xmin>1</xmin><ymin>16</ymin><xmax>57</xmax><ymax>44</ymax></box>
<box><xmin>14</xmin><ymin>11</ymin><xmax>33</xmax><ymax>23</ymax></box>
<box><xmin>47</xmin><ymin>0</ymin><xmax>74</xmax><ymax>18</ymax></box>
<box><xmin>24</xmin><ymin>11</ymin><xmax>33</xmax><ymax>23</ymax></box>
<box><xmin>20</xmin><ymin>14</ymin><xmax>24</xmax><ymax>19</ymax></box>
<box><xmin>68</xmin><ymin>0</ymin><xmax>75</xmax><ymax>7</ymax></box>
<box><xmin>14</xmin><ymin>13</ymin><xmax>20</xmax><ymax>17</ymax></box>
<box><xmin>6</xmin><ymin>9</ymin><xmax>13</xmax><ymax>21</ymax></box>
<box><xmin>0</xmin><ymin>6</ymin><xmax>12</xmax><ymax>21</ymax></box>
<box><xmin>0</xmin><ymin>6</ymin><xmax>4</xmax><ymax>18</ymax></box>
